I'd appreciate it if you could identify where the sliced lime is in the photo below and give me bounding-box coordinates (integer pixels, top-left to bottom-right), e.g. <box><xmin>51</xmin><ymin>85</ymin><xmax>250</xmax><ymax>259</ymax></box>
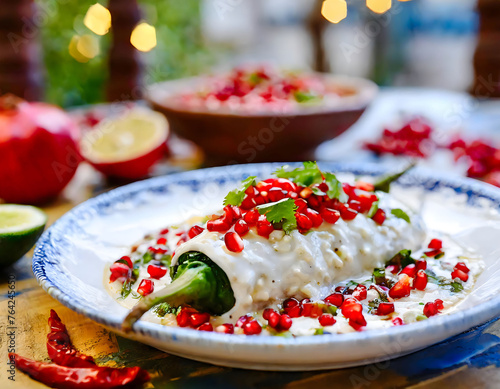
<box><xmin>0</xmin><ymin>204</ymin><xmax>47</xmax><ymax>267</ymax></box>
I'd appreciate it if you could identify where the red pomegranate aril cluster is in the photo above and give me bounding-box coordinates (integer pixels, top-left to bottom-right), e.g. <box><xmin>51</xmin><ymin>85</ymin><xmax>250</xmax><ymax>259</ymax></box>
<box><xmin>263</xmin><ymin>309</ymin><xmax>293</xmax><ymax>331</ymax></box>
<box><xmin>109</xmin><ymin>262</ymin><xmax>131</xmax><ymax>283</ymax></box>
<box><xmin>324</xmin><ymin>293</ymin><xmax>344</xmax><ymax>307</ymax></box>
<box><xmin>341</xmin><ymin>298</ymin><xmax>367</xmax><ymax>329</ymax></box>
<box><xmin>389</xmin><ymin>274</ymin><xmax>412</xmax><ymax>299</ymax></box>
<box><xmin>352</xmin><ymin>284</ymin><xmax>367</xmax><ymax>301</ymax></box>
<box><xmin>215</xmin><ymin>323</ymin><xmax>235</xmax><ymax>334</ymax></box>
<box><xmin>376</xmin><ymin>302</ymin><xmax>395</xmax><ymax>316</ymax></box>
<box><xmin>451</xmin><ymin>261</ymin><xmax>470</xmax><ymax>282</ymax></box>
<box><xmin>424</xmin><ymin>238</ymin><xmax>444</xmax><ymax>257</ymax></box>
<box><xmin>318</xmin><ymin>313</ymin><xmax>336</xmax><ymax>326</ymax></box>
<box><xmin>423</xmin><ymin>299</ymin><xmax>444</xmax><ymax>318</ymax></box>
<box><xmin>238</xmin><ymin>317</ymin><xmax>262</xmax><ymax>335</ymax></box>
<box><xmin>176</xmin><ymin>307</ymin><xmax>213</xmax><ymax>331</ymax></box>
<box><xmin>364</xmin><ymin>117</ymin><xmax>433</xmax><ymax>158</ymax></box>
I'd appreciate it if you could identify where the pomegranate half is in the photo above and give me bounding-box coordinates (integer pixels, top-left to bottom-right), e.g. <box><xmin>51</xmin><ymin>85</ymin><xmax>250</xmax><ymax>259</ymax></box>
<box><xmin>0</xmin><ymin>95</ymin><xmax>81</xmax><ymax>204</ymax></box>
<box><xmin>80</xmin><ymin>108</ymin><xmax>169</xmax><ymax>180</ymax></box>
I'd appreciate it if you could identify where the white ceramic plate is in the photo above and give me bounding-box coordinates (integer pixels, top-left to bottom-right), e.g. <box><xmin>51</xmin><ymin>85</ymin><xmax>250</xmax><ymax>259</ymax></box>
<box><xmin>33</xmin><ymin>162</ymin><xmax>500</xmax><ymax>371</ymax></box>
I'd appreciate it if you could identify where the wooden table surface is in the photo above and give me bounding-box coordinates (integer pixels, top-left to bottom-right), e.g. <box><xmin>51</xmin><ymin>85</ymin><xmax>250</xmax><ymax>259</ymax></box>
<box><xmin>1</xmin><ymin>160</ymin><xmax>500</xmax><ymax>389</ymax></box>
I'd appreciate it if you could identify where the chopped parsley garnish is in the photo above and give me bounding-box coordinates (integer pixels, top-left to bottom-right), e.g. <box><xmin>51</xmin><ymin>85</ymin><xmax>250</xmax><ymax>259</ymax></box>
<box><xmin>390</xmin><ymin>208</ymin><xmax>411</xmax><ymax>223</ymax></box>
<box><xmin>314</xmin><ymin>328</ymin><xmax>325</xmax><ymax>335</ymax></box>
<box><xmin>142</xmin><ymin>252</ymin><xmax>154</xmax><ymax>264</ymax></box>
<box><xmin>274</xmin><ymin>161</ymin><xmax>323</xmax><ymax>187</ymax></box>
<box><xmin>386</xmin><ymin>249</ymin><xmax>415</xmax><ymax>268</ymax></box>
<box><xmin>223</xmin><ymin>176</ymin><xmax>257</xmax><ymax>206</ymax></box>
<box><xmin>257</xmin><ymin>198</ymin><xmax>298</xmax><ymax>233</ymax></box>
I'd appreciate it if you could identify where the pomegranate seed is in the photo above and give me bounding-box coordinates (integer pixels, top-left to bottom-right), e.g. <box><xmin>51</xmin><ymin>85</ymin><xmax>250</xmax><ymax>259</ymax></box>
<box><xmin>294</xmin><ymin>198</ymin><xmax>308</xmax><ymax>213</ymax></box>
<box><xmin>413</xmin><ymin>270</ymin><xmax>428</xmax><ymax>290</ymax></box>
<box><xmin>355</xmin><ymin>181</ymin><xmax>375</xmax><ymax>192</ymax></box>
<box><xmin>386</xmin><ymin>265</ymin><xmax>400</xmax><ymax>274</ymax></box>
<box><xmin>215</xmin><ymin>323</ymin><xmax>234</xmax><ymax>334</ymax></box>
<box><xmin>197</xmin><ymin>323</ymin><xmax>213</xmax><ymax>332</ymax></box>
<box><xmin>401</xmin><ymin>264</ymin><xmax>417</xmax><ymax>278</ymax></box>
<box><xmin>304</xmin><ymin>208</ymin><xmax>322</xmax><ymax>228</ymax></box>
<box><xmin>283</xmin><ymin>297</ymin><xmax>299</xmax><ymax>310</ymax></box>
<box><xmin>234</xmin><ymin>219</ymin><xmax>249</xmax><ymax>237</ymax></box>
<box><xmin>357</xmin><ymin>194</ymin><xmax>377</xmax><ymax>213</ymax></box>
<box><xmin>342</xmin><ymin>299</ymin><xmax>366</xmax><ymax>328</ymax></box>
<box><xmin>110</xmin><ymin>262</ymin><xmax>130</xmax><ymax>282</ymax></box>
<box><xmin>424</xmin><ymin>249</ymin><xmax>442</xmax><ymax>257</ymax></box>
<box><xmin>428</xmin><ymin>239</ymin><xmax>442</xmax><ymax>250</ymax></box>
<box><xmin>273</xmin><ymin>178</ymin><xmax>297</xmax><ymax>192</ymax></box>
<box><xmin>245</xmin><ymin>185</ymin><xmax>259</xmax><ymax>197</ymax></box>
<box><xmin>435</xmin><ymin>299</ymin><xmax>444</xmax><ymax>310</ymax></box>
<box><xmin>263</xmin><ymin>308</ymin><xmax>274</xmax><ymax>320</ymax></box>
<box><xmin>207</xmin><ymin>218</ymin><xmax>230</xmax><ymax>233</ymax></box>
<box><xmin>224</xmin><ymin>232</ymin><xmax>244</xmax><ymax>253</ymax></box>
<box><xmin>119</xmin><ymin>256</ymin><xmax>133</xmax><ymax>267</ymax></box>
<box><xmin>268</xmin><ymin>311</ymin><xmax>281</xmax><ymax>328</ymax></box>
<box><xmin>451</xmin><ymin>269</ymin><xmax>468</xmax><ymax>282</ymax></box>
<box><xmin>324</xmin><ymin>293</ymin><xmax>344</xmax><ymax>307</ymax></box>
<box><xmin>423</xmin><ymin>302</ymin><xmax>438</xmax><ymax>317</ymax></box>
<box><xmin>372</xmin><ymin>208</ymin><xmax>386</xmax><ymax>225</ymax></box>
<box><xmin>287</xmin><ymin>305</ymin><xmax>302</xmax><ymax>318</ymax></box>
<box><xmin>254</xmin><ymin>195</ymin><xmax>266</xmax><ymax>205</ymax></box>
<box><xmin>243</xmin><ymin>209</ymin><xmax>260</xmax><ymax>226</ymax></box>
<box><xmin>137</xmin><ymin>279</ymin><xmax>154</xmax><ymax>296</ymax></box>
<box><xmin>147</xmin><ymin>263</ymin><xmax>167</xmax><ymax>279</ymax></box>
<box><xmin>339</xmin><ymin>204</ymin><xmax>358</xmax><ymax>221</ymax></box>
<box><xmin>392</xmin><ymin>317</ymin><xmax>404</xmax><ymax>326</ymax></box>
<box><xmin>352</xmin><ymin>284</ymin><xmax>367</xmax><ymax>301</ymax></box>
<box><xmin>236</xmin><ymin>315</ymin><xmax>251</xmax><ymax>328</ymax></box>
<box><xmin>318</xmin><ymin>313</ymin><xmax>336</xmax><ymax>326</ymax></box>
<box><xmin>256</xmin><ymin>181</ymin><xmax>272</xmax><ymax>192</ymax></box>
<box><xmin>176</xmin><ymin>308</ymin><xmax>193</xmax><ymax>327</ymax></box>
<box><xmin>156</xmin><ymin>237</ymin><xmax>167</xmax><ymax>245</ymax></box>
<box><xmin>188</xmin><ymin>225</ymin><xmax>204</xmax><ymax>239</ymax></box>
<box><xmin>279</xmin><ymin>314</ymin><xmax>293</xmax><ymax>330</ymax></box>
<box><xmin>308</xmin><ymin>195</ymin><xmax>321</xmax><ymax>209</ymax></box>
<box><xmin>268</xmin><ymin>187</ymin><xmax>286</xmax><ymax>202</ymax></box>
<box><xmin>455</xmin><ymin>262</ymin><xmax>470</xmax><ymax>273</ymax></box>
<box><xmin>242</xmin><ymin>320</ymin><xmax>262</xmax><ymax>335</ymax></box>
<box><xmin>376</xmin><ymin>302</ymin><xmax>395</xmax><ymax>316</ymax></box>
<box><xmin>256</xmin><ymin>218</ymin><xmax>274</xmax><ymax>238</ymax></box>
<box><xmin>240</xmin><ymin>196</ymin><xmax>257</xmax><ymax>210</ymax></box>
<box><xmin>302</xmin><ymin>303</ymin><xmax>323</xmax><ymax>318</ymax></box>
<box><xmin>190</xmin><ymin>312</ymin><xmax>211</xmax><ymax>327</ymax></box>
<box><xmin>296</xmin><ymin>213</ymin><xmax>313</xmax><ymax>231</ymax></box>
<box><xmin>321</xmin><ymin>208</ymin><xmax>340</xmax><ymax>224</ymax></box>
<box><xmin>348</xmin><ymin>200</ymin><xmax>362</xmax><ymax>212</ymax></box>
<box><xmin>416</xmin><ymin>260</ymin><xmax>427</xmax><ymax>271</ymax></box>
<box><xmin>389</xmin><ymin>274</ymin><xmax>412</xmax><ymax>299</ymax></box>
<box><xmin>160</xmin><ymin>228</ymin><xmax>169</xmax><ymax>235</ymax></box>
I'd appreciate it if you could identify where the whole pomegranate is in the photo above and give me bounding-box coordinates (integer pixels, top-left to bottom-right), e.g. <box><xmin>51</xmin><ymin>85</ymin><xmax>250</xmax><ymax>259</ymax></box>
<box><xmin>0</xmin><ymin>95</ymin><xmax>81</xmax><ymax>204</ymax></box>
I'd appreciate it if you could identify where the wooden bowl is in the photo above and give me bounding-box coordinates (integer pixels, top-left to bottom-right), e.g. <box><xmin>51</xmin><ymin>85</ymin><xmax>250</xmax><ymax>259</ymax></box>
<box><xmin>146</xmin><ymin>74</ymin><xmax>377</xmax><ymax>166</ymax></box>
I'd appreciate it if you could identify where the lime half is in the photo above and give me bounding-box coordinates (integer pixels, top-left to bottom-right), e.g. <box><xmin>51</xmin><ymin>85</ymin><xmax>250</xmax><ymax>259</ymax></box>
<box><xmin>0</xmin><ymin>204</ymin><xmax>47</xmax><ymax>267</ymax></box>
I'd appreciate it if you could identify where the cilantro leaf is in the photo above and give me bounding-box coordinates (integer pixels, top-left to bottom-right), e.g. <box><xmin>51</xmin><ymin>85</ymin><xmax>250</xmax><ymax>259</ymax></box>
<box><xmin>257</xmin><ymin>198</ymin><xmax>298</xmax><ymax>233</ymax></box>
<box><xmin>386</xmin><ymin>249</ymin><xmax>415</xmax><ymax>268</ymax></box>
<box><xmin>223</xmin><ymin>176</ymin><xmax>257</xmax><ymax>206</ymax></box>
<box><xmin>294</xmin><ymin>91</ymin><xmax>322</xmax><ymax>104</ymax></box>
<box><xmin>274</xmin><ymin>162</ymin><xmax>323</xmax><ymax>187</ymax></box>
<box><xmin>391</xmin><ymin>208</ymin><xmax>411</xmax><ymax>223</ymax></box>
<box><xmin>153</xmin><ymin>302</ymin><xmax>178</xmax><ymax>317</ymax></box>
<box><xmin>324</xmin><ymin>172</ymin><xmax>348</xmax><ymax>202</ymax></box>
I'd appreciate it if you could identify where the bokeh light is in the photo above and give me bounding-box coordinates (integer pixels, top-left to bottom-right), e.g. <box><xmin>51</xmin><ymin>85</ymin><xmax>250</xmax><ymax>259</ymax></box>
<box><xmin>83</xmin><ymin>3</ymin><xmax>111</xmax><ymax>36</ymax></box>
<box><xmin>130</xmin><ymin>22</ymin><xmax>157</xmax><ymax>52</ymax></box>
<box><xmin>367</xmin><ymin>0</ymin><xmax>392</xmax><ymax>14</ymax></box>
<box><xmin>68</xmin><ymin>35</ymin><xmax>100</xmax><ymax>63</ymax></box>
<box><xmin>321</xmin><ymin>0</ymin><xmax>348</xmax><ymax>24</ymax></box>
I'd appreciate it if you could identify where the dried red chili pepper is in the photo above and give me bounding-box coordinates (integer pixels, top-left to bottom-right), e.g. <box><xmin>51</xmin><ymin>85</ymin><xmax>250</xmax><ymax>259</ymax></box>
<box><xmin>47</xmin><ymin>310</ymin><xmax>96</xmax><ymax>368</ymax></box>
<box><xmin>9</xmin><ymin>353</ymin><xmax>149</xmax><ymax>389</ymax></box>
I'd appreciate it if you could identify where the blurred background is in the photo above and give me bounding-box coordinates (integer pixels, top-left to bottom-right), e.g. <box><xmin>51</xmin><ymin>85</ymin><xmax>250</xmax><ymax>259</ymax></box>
<box><xmin>2</xmin><ymin>0</ymin><xmax>481</xmax><ymax>106</ymax></box>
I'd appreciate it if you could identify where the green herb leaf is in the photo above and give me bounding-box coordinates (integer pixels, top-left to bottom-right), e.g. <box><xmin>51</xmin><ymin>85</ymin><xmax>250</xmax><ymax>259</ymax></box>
<box><xmin>386</xmin><ymin>249</ymin><xmax>415</xmax><ymax>268</ymax></box>
<box><xmin>160</xmin><ymin>255</ymin><xmax>172</xmax><ymax>268</ymax></box>
<box><xmin>274</xmin><ymin>162</ymin><xmax>323</xmax><ymax>187</ymax></box>
<box><xmin>314</xmin><ymin>328</ymin><xmax>325</xmax><ymax>335</ymax></box>
<box><xmin>294</xmin><ymin>91</ymin><xmax>321</xmax><ymax>104</ymax></box>
<box><xmin>373</xmin><ymin>163</ymin><xmax>416</xmax><ymax>193</ymax></box>
<box><xmin>390</xmin><ymin>208</ymin><xmax>411</xmax><ymax>223</ymax></box>
<box><xmin>372</xmin><ymin>268</ymin><xmax>386</xmax><ymax>285</ymax></box>
<box><xmin>367</xmin><ymin>201</ymin><xmax>379</xmax><ymax>218</ymax></box>
<box><xmin>257</xmin><ymin>198</ymin><xmax>298</xmax><ymax>233</ymax></box>
<box><xmin>223</xmin><ymin>176</ymin><xmax>257</xmax><ymax>206</ymax></box>
<box><xmin>153</xmin><ymin>302</ymin><xmax>178</xmax><ymax>317</ymax></box>
<box><xmin>142</xmin><ymin>252</ymin><xmax>154</xmax><ymax>265</ymax></box>
<box><xmin>324</xmin><ymin>172</ymin><xmax>348</xmax><ymax>202</ymax></box>
<box><xmin>450</xmin><ymin>281</ymin><xmax>464</xmax><ymax>293</ymax></box>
